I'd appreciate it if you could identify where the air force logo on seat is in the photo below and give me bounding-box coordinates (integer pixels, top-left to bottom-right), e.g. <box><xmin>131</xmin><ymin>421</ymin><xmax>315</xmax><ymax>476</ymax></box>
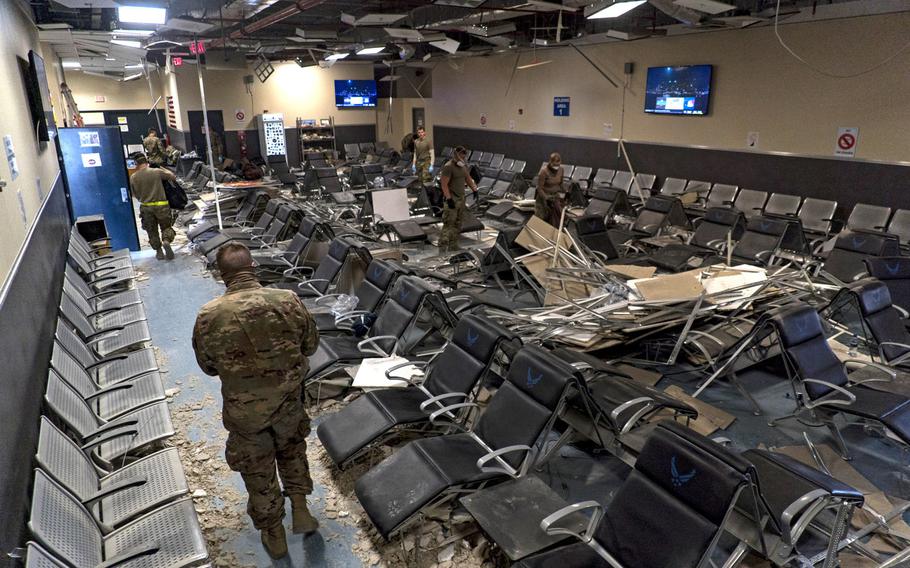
<box><xmin>466</xmin><ymin>328</ymin><xmax>479</xmax><ymax>347</ymax></box>
<box><xmin>671</xmin><ymin>455</ymin><xmax>696</xmax><ymax>488</ymax></box>
<box><xmin>526</xmin><ymin>368</ymin><xmax>543</xmax><ymax>388</ymax></box>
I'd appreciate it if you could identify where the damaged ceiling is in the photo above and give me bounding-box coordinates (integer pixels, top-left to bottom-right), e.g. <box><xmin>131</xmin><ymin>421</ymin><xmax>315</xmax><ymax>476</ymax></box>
<box><xmin>31</xmin><ymin>0</ymin><xmax>910</xmax><ymax>78</ymax></box>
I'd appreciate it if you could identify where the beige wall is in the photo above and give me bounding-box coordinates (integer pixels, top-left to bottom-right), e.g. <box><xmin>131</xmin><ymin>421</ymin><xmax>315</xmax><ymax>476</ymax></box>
<box><xmin>169</xmin><ymin>60</ymin><xmax>377</xmax><ymax>131</ymax></box>
<box><xmin>377</xmin><ymin>98</ymin><xmax>432</xmax><ymax>149</ymax></box>
<box><xmin>429</xmin><ymin>12</ymin><xmax>910</xmax><ymax>163</ymax></box>
<box><xmin>64</xmin><ymin>68</ymin><xmax>165</xmax><ymax>112</ymax></box>
<box><xmin>0</xmin><ymin>3</ymin><xmax>62</xmax><ymax>285</ymax></box>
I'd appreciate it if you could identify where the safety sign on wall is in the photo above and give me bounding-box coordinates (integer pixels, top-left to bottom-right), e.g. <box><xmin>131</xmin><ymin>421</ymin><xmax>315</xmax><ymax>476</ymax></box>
<box><xmin>480</xmin><ymin>113</ymin><xmax>487</xmax><ymax>128</ymax></box>
<box><xmin>554</xmin><ymin>97</ymin><xmax>570</xmax><ymax>117</ymax></box>
<box><xmin>834</xmin><ymin>127</ymin><xmax>858</xmax><ymax>158</ymax></box>
<box><xmin>235</xmin><ymin>110</ymin><xmax>246</xmax><ymax>122</ymax></box>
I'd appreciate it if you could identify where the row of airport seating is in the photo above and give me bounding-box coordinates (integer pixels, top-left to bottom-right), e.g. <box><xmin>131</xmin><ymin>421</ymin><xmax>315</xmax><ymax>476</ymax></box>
<box><xmin>21</xmin><ymin>224</ymin><xmax>209</xmax><ymax>567</ymax></box>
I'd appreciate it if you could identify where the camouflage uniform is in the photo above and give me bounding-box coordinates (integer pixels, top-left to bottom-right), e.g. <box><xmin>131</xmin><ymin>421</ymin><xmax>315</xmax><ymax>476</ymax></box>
<box><xmin>192</xmin><ymin>271</ymin><xmax>319</xmax><ymax>530</ymax></box>
<box><xmin>129</xmin><ymin>166</ymin><xmax>176</xmax><ymax>251</ymax></box>
<box><xmin>207</xmin><ymin>128</ymin><xmax>224</xmax><ymax>163</ymax></box>
<box><xmin>143</xmin><ymin>134</ymin><xmax>166</xmax><ymax>167</ymax></box>
<box><xmin>438</xmin><ymin>160</ymin><xmax>471</xmax><ymax>253</ymax></box>
<box><xmin>414</xmin><ymin>137</ymin><xmax>433</xmax><ymax>184</ymax></box>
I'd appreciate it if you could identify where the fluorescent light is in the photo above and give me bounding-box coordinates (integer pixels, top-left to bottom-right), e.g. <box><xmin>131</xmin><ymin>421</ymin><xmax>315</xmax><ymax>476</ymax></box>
<box><xmin>124</xmin><ymin>63</ymin><xmax>144</xmax><ymax>69</ymax></box>
<box><xmin>122</xmin><ymin>73</ymin><xmax>143</xmax><ymax>81</ymax></box>
<box><xmin>356</xmin><ymin>46</ymin><xmax>385</xmax><ymax>55</ymax></box>
<box><xmin>62</xmin><ymin>60</ymin><xmax>81</xmax><ymax>69</ymax></box>
<box><xmin>112</xmin><ymin>29</ymin><xmax>154</xmax><ymax>37</ymax></box>
<box><xmin>118</xmin><ymin>6</ymin><xmax>167</xmax><ymax>25</ymax></box>
<box><xmin>585</xmin><ymin>0</ymin><xmax>647</xmax><ymax>19</ymax></box>
<box><xmin>325</xmin><ymin>52</ymin><xmax>349</xmax><ymax>61</ymax></box>
<box><xmin>111</xmin><ymin>39</ymin><xmax>142</xmax><ymax>48</ymax></box>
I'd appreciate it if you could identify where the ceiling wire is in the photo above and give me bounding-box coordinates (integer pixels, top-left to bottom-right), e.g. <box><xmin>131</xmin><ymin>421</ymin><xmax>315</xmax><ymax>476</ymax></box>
<box><xmin>774</xmin><ymin>0</ymin><xmax>910</xmax><ymax>79</ymax></box>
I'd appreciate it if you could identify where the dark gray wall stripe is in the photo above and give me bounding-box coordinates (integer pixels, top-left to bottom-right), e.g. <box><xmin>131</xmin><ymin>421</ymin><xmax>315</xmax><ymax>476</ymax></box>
<box><xmin>434</xmin><ymin>126</ymin><xmax>910</xmax><ymax>216</ymax></box>
<box><xmin>0</xmin><ymin>174</ymin><xmax>70</xmax><ymax>564</ymax></box>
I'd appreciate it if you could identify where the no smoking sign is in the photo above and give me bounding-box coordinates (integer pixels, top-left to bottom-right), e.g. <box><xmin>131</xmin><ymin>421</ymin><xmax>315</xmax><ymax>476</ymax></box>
<box><xmin>235</xmin><ymin>110</ymin><xmax>246</xmax><ymax>122</ymax></box>
<box><xmin>834</xmin><ymin>127</ymin><xmax>859</xmax><ymax>158</ymax></box>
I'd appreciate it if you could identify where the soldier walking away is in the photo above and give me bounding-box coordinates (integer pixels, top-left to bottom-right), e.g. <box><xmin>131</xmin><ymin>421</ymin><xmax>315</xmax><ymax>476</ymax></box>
<box><xmin>192</xmin><ymin>243</ymin><xmax>320</xmax><ymax>560</ymax></box>
<box><xmin>143</xmin><ymin>128</ymin><xmax>167</xmax><ymax>167</ymax></box>
<box><xmin>129</xmin><ymin>155</ymin><xmax>176</xmax><ymax>260</ymax></box>
<box><xmin>438</xmin><ymin>146</ymin><xmax>478</xmax><ymax>254</ymax></box>
<box><xmin>412</xmin><ymin>126</ymin><xmax>435</xmax><ymax>184</ymax></box>
<box><xmin>535</xmin><ymin>152</ymin><xmax>565</xmax><ymax>226</ymax></box>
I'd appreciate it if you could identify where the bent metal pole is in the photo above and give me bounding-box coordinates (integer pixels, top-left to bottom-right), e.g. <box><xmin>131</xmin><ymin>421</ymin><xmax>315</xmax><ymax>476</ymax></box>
<box><xmin>195</xmin><ymin>51</ymin><xmax>223</xmax><ymax>230</ymax></box>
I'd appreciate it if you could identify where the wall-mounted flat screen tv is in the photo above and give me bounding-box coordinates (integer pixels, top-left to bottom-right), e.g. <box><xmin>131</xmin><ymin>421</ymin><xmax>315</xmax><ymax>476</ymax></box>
<box><xmin>335</xmin><ymin>80</ymin><xmax>377</xmax><ymax>108</ymax></box>
<box><xmin>644</xmin><ymin>65</ymin><xmax>713</xmax><ymax>116</ymax></box>
<box><xmin>22</xmin><ymin>50</ymin><xmax>56</xmax><ymax>141</ymax></box>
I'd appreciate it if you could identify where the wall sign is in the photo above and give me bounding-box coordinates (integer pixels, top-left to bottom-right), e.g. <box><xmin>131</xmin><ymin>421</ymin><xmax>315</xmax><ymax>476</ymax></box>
<box><xmin>746</xmin><ymin>131</ymin><xmax>759</xmax><ymax>148</ymax></box>
<box><xmin>480</xmin><ymin>113</ymin><xmax>487</xmax><ymax>128</ymax></box>
<box><xmin>81</xmin><ymin>153</ymin><xmax>102</xmax><ymax>168</ymax></box>
<box><xmin>834</xmin><ymin>127</ymin><xmax>858</xmax><ymax>158</ymax></box>
<box><xmin>4</xmin><ymin>135</ymin><xmax>19</xmax><ymax>181</ymax></box>
<box><xmin>235</xmin><ymin>110</ymin><xmax>246</xmax><ymax>122</ymax></box>
<box><xmin>554</xmin><ymin>97</ymin><xmax>570</xmax><ymax>117</ymax></box>
<box><xmin>95</xmin><ymin>95</ymin><xmax>106</xmax><ymax>103</ymax></box>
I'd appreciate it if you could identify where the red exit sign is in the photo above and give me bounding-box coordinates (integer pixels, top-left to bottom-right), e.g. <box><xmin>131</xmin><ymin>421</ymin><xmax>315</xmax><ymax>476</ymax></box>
<box><xmin>189</xmin><ymin>41</ymin><xmax>205</xmax><ymax>55</ymax></box>
<box><xmin>172</xmin><ymin>56</ymin><xmax>183</xmax><ymax>66</ymax></box>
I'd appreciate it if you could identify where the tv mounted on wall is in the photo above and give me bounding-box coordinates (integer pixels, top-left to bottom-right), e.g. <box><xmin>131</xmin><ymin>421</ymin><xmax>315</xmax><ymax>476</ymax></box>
<box><xmin>335</xmin><ymin>80</ymin><xmax>377</xmax><ymax>108</ymax></box>
<box><xmin>644</xmin><ymin>65</ymin><xmax>713</xmax><ymax>116</ymax></box>
<box><xmin>22</xmin><ymin>50</ymin><xmax>56</xmax><ymax>141</ymax></box>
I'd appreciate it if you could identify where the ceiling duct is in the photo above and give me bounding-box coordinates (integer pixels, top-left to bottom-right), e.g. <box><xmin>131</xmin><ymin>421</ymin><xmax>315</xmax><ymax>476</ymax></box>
<box><xmin>209</xmin><ymin>0</ymin><xmax>330</xmax><ymax>49</ymax></box>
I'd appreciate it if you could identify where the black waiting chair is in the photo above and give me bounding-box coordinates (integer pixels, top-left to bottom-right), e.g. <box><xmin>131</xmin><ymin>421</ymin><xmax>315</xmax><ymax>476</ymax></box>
<box><xmin>659</xmin><ymin>177</ymin><xmax>687</xmax><ymax>197</ymax></box>
<box><xmin>316</xmin><ymin>314</ymin><xmax>519</xmax><ymax>467</ymax></box>
<box><xmin>608</xmin><ymin>195</ymin><xmax>688</xmax><ymax>246</ymax></box>
<box><xmin>818</xmin><ymin>230</ymin><xmax>901</xmax><ymax>285</ymax></box>
<box><xmin>704</xmin><ymin>183</ymin><xmax>738</xmax><ymax>210</ymax></box>
<box><xmin>768</xmin><ymin>304</ymin><xmax>907</xmax><ymax>459</ymax></box>
<box><xmin>865</xmin><ymin>257</ymin><xmax>910</xmax><ymax>314</ymax></box>
<box><xmin>354</xmin><ymin>345</ymin><xmax>577</xmax><ymax>539</ymax></box>
<box><xmin>310</xmin><ymin>258</ymin><xmax>411</xmax><ymax>334</ymax></box>
<box><xmin>650</xmin><ymin>207</ymin><xmax>746</xmax><ymax>272</ymax></box>
<box><xmin>271</xmin><ymin>236</ymin><xmax>369</xmax><ymax>298</ymax></box>
<box><xmin>731</xmin><ymin>188</ymin><xmax>769</xmax><ymax>218</ymax></box>
<box><xmin>763</xmin><ymin>193</ymin><xmax>802</xmax><ymax>217</ymax></box>
<box><xmin>847</xmin><ymin>279</ymin><xmax>910</xmax><ymax>367</ymax></box>
<box><xmin>304</xmin><ymin>276</ymin><xmax>454</xmax><ymax>383</ymax></box>
<box><xmin>569</xmin><ymin>216</ymin><xmax>619</xmax><ymax>262</ymax></box>
<box><xmin>726</xmin><ymin>215</ymin><xmax>791</xmax><ymax>266</ymax></box>
<box><xmin>886</xmin><ymin>209</ymin><xmax>910</xmax><ymax>248</ymax></box>
<box><xmin>515</xmin><ymin>421</ymin><xmax>755</xmax><ymax>568</ymax></box>
<box><xmin>798</xmin><ymin>198</ymin><xmax>838</xmax><ymax>242</ymax></box>
<box><xmin>590</xmin><ymin>169</ymin><xmax>615</xmax><ymax>191</ymax></box>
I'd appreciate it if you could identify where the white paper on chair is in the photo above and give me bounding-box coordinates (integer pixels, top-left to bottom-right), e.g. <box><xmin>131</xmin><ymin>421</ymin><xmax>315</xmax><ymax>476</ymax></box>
<box><xmin>351</xmin><ymin>356</ymin><xmax>424</xmax><ymax>389</ymax></box>
<box><xmin>702</xmin><ymin>267</ymin><xmax>767</xmax><ymax>310</ymax></box>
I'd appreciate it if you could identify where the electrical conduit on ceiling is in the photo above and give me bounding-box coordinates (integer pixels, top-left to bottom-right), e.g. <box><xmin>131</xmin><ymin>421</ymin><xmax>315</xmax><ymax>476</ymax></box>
<box><xmin>208</xmin><ymin>0</ymin><xmax>329</xmax><ymax>49</ymax></box>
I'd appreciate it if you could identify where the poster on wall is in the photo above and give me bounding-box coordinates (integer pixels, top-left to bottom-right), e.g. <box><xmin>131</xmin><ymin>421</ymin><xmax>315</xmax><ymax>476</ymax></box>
<box><xmin>81</xmin><ymin>153</ymin><xmax>102</xmax><ymax>168</ymax></box>
<box><xmin>117</xmin><ymin>117</ymin><xmax>128</xmax><ymax>125</ymax></box>
<box><xmin>4</xmin><ymin>135</ymin><xmax>19</xmax><ymax>180</ymax></box>
<box><xmin>79</xmin><ymin>131</ymin><xmax>101</xmax><ymax>147</ymax></box>
<box><xmin>746</xmin><ymin>131</ymin><xmax>759</xmax><ymax>148</ymax></box>
<box><xmin>480</xmin><ymin>113</ymin><xmax>487</xmax><ymax>128</ymax></box>
<box><xmin>834</xmin><ymin>127</ymin><xmax>858</xmax><ymax>158</ymax></box>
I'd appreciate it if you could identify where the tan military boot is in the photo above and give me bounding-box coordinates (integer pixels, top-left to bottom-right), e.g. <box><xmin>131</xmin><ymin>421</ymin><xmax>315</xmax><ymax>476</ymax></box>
<box><xmin>290</xmin><ymin>495</ymin><xmax>319</xmax><ymax>534</ymax></box>
<box><xmin>163</xmin><ymin>242</ymin><xmax>174</xmax><ymax>260</ymax></box>
<box><xmin>260</xmin><ymin>523</ymin><xmax>288</xmax><ymax>559</ymax></box>
<box><xmin>154</xmin><ymin>247</ymin><xmax>165</xmax><ymax>260</ymax></box>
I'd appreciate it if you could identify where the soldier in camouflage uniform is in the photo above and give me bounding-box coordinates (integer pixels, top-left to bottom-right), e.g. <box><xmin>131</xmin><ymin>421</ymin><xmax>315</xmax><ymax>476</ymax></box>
<box><xmin>192</xmin><ymin>243</ymin><xmax>320</xmax><ymax>560</ymax></box>
<box><xmin>438</xmin><ymin>146</ymin><xmax>478</xmax><ymax>253</ymax></box>
<box><xmin>142</xmin><ymin>128</ymin><xmax>166</xmax><ymax>167</ymax></box>
<box><xmin>411</xmin><ymin>126</ymin><xmax>434</xmax><ymax>184</ymax></box>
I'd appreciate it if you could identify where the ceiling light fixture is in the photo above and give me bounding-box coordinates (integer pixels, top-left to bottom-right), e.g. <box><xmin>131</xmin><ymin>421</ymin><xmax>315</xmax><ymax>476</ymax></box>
<box><xmin>325</xmin><ymin>52</ymin><xmax>349</xmax><ymax>61</ymax></box>
<box><xmin>121</xmin><ymin>72</ymin><xmax>143</xmax><ymax>81</ymax></box>
<box><xmin>62</xmin><ymin>60</ymin><xmax>82</xmax><ymax>69</ymax></box>
<box><xmin>112</xmin><ymin>29</ymin><xmax>155</xmax><ymax>37</ymax></box>
<box><xmin>584</xmin><ymin>0</ymin><xmax>647</xmax><ymax>19</ymax></box>
<box><xmin>356</xmin><ymin>46</ymin><xmax>385</xmax><ymax>55</ymax></box>
<box><xmin>111</xmin><ymin>39</ymin><xmax>142</xmax><ymax>48</ymax></box>
<box><xmin>117</xmin><ymin>6</ymin><xmax>167</xmax><ymax>25</ymax></box>
<box><xmin>516</xmin><ymin>60</ymin><xmax>551</xmax><ymax>69</ymax></box>
<box><xmin>124</xmin><ymin>63</ymin><xmax>144</xmax><ymax>69</ymax></box>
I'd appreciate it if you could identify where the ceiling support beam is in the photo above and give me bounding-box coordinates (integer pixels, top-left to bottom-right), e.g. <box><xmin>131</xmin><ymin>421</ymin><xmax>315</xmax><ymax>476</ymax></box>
<box><xmin>208</xmin><ymin>0</ymin><xmax>329</xmax><ymax>49</ymax></box>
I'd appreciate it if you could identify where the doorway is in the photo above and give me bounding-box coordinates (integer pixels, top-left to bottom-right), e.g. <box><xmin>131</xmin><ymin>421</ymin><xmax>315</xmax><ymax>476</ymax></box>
<box><xmin>187</xmin><ymin>110</ymin><xmax>225</xmax><ymax>157</ymax></box>
<box><xmin>411</xmin><ymin>107</ymin><xmax>425</xmax><ymax>133</ymax></box>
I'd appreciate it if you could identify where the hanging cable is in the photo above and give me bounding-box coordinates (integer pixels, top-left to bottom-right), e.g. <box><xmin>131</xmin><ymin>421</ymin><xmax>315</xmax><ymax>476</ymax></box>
<box><xmin>774</xmin><ymin>0</ymin><xmax>910</xmax><ymax>79</ymax></box>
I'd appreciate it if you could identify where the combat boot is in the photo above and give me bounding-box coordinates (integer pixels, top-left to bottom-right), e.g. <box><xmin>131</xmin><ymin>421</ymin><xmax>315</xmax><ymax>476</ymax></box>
<box><xmin>260</xmin><ymin>523</ymin><xmax>288</xmax><ymax>559</ymax></box>
<box><xmin>290</xmin><ymin>495</ymin><xmax>319</xmax><ymax>534</ymax></box>
<box><xmin>163</xmin><ymin>242</ymin><xmax>174</xmax><ymax>260</ymax></box>
<box><xmin>154</xmin><ymin>247</ymin><xmax>165</xmax><ymax>260</ymax></box>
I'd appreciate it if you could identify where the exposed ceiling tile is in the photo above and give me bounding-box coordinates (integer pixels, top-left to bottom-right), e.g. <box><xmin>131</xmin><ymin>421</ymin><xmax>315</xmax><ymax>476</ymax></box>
<box><xmin>673</xmin><ymin>0</ymin><xmax>737</xmax><ymax>15</ymax></box>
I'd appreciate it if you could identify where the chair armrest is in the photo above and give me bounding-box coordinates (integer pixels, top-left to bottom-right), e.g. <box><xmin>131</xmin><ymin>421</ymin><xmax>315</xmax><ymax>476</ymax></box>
<box><xmin>476</xmin><ymin>444</ymin><xmax>535</xmax><ymax>478</ymax></box>
<box><xmin>83</xmin><ymin>476</ymin><xmax>148</xmax><ymax>506</ymax></box>
<box><xmin>385</xmin><ymin>361</ymin><xmax>429</xmax><ymax>384</ymax></box>
<box><xmin>429</xmin><ymin>402</ymin><xmax>479</xmax><ymax>426</ymax></box>
<box><xmin>297</xmin><ymin>279</ymin><xmax>330</xmax><ymax>295</ymax></box>
<box><xmin>844</xmin><ymin>360</ymin><xmax>896</xmax><ymax>382</ymax></box>
<box><xmin>803</xmin><ymin>379</ymin><xmax>857</xmax><ymax>409</ymax></box>
<box><xmin>282</xmin><ymin>266</ymin><xmax>314</xmax><ymax>279</ymax></box>
<box><xmin>357</xmin><ymin>335</ymin><xmax>398</xmax><ymax>357</ymax></box>
<box><xmin>540</xmin><ymin>501</ymin><xmax>605</xmax><ymax>545</ymax></box>
<box><xmin>84</xmin><ymin>353</ymin><xmax>129</xmax><ymax>371</ymax></box>
<box><xmin>80</xmin><ymin>425</ymin><xmax>139</xmax><ymax>451</ymax></box>
<box><xmin>95</xmin><ymin>543</ymin><xmax>160</xmax><ymax>568</ymax></box>
<box><xmin>83</xmin><ymin>381</ymin><xmax>138</xmax><ymax>401</ymax></box>
<box><xmin>779</xmin><ymin>488</ymin><xmax>832</xmax><ymax>546</ymax></box>
<box><xmin>85</xmin><ymin>326</ymin><xmax>127</xmax><ymax>344</ymax></box>
<box><xmin>314</xmin><ymin>293</ymin><xmax>345</xmax><ymax>307</ymax></box>
<box><xmin>334</xmin><ymin>310</ymin><xmax>373</xmax><ymax>324</ymax></box>
<box><xmin>610</xmin><ymin>396</ymin><xmax>655</xmax><ymax>434</ymax></box>
<box><xmin>418</xmin><ymin>391</ymin><xmax>468</xmax><ymax>413</ymax></box>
